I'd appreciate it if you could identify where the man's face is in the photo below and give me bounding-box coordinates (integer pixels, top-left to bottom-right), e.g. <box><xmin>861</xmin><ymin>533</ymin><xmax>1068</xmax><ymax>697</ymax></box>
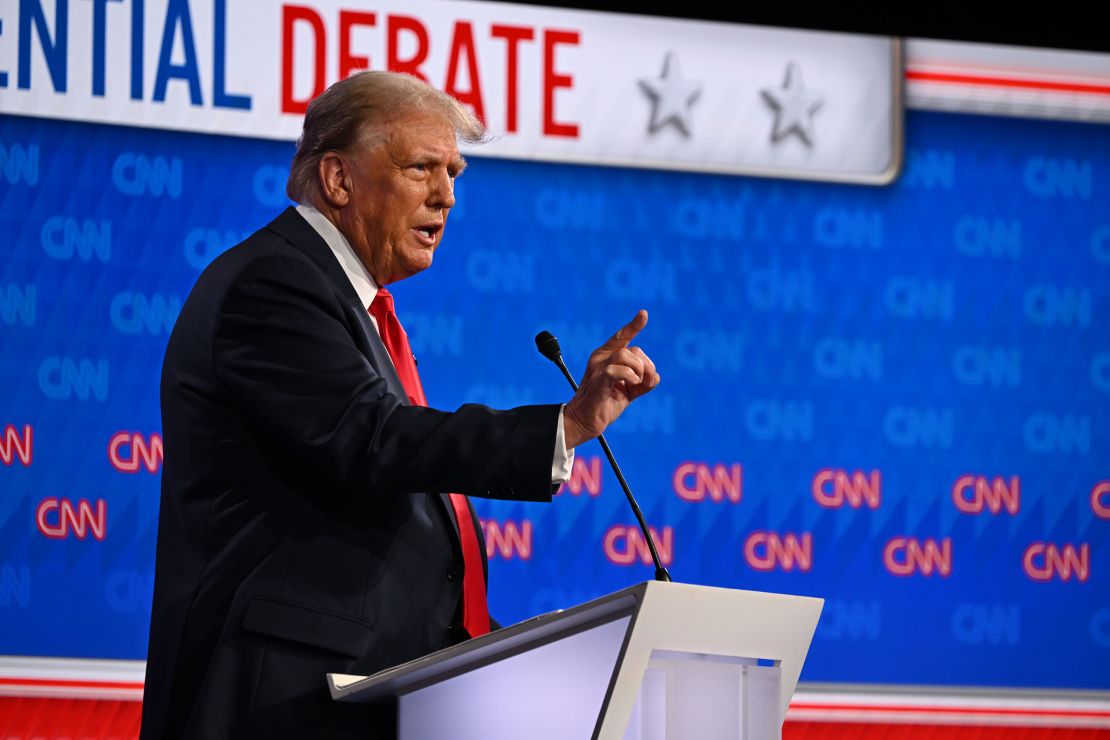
<box><xmin>336</xmin><ymin>111</ymin><xmax>465</xmax><ymax>285</ymax></box>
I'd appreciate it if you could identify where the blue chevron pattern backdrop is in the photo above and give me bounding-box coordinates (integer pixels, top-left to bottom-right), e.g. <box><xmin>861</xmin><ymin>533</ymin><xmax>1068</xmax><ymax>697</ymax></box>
<box><xmin>0</xmin><ymin>109</ymin><xmax>1108</xmax><ymax>689</ymax></box>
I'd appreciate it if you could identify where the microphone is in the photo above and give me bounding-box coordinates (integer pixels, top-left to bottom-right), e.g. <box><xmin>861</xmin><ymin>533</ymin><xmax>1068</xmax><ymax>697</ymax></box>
<box><xmin>535</xmin><ymin>330</ymin><xmax>672</xmax><ymax>582</ymax></box>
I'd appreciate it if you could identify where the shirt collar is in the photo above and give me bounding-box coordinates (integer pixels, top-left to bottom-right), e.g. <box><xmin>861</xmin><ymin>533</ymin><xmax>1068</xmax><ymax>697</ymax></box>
<box><xmin>295</xmin><ymin>202</ymin><xmax>379</xmax><ymax>310</ymax></box>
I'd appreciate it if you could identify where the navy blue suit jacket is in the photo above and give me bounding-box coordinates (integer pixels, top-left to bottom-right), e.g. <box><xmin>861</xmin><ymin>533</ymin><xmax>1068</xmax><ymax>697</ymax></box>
<box><xmin>140</xmin><ymin>207</ymin><xmax>558</xmax><ymax>738</ymax></box>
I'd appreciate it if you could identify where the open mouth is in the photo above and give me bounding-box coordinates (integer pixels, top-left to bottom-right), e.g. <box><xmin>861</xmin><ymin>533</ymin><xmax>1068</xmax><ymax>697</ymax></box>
<box><xmin>413</xmin><ymin>223</ymin><xmax>442</xmax><ymax>245</ymax></box>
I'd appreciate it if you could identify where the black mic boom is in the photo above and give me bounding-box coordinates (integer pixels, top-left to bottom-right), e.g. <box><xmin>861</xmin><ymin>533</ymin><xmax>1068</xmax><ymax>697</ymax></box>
<box><xmin>534</xmin><ymin>330</ymin><xmax>562</xmax><ymax>364</ymax></box>
<box><xmin>535</xmin><ymin>330</ymin><xmax>672</xmax><ymax>582</ymax></box>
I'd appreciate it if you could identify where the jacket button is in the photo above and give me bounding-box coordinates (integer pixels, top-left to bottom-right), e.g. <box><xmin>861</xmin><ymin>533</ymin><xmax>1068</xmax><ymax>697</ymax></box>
<box><xmin>447</xmin><ymin>571</ymin><xmax>456</xmax><ymax>582</ymax></box>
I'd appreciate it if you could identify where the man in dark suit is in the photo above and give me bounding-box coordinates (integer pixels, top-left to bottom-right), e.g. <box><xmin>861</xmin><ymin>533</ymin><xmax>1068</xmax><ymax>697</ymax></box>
<box><xmin>140</xmin><ymin>71</ymin><xmax>659</xmax><ymax>738</ymax></box>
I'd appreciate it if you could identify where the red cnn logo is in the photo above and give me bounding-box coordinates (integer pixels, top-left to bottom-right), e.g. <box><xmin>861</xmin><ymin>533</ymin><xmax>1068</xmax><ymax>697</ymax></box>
<box><xmin>108</xmin><ymin>431</ymin><xmax>163</xmax><ymax>473</ymax></box>
<box><xmin>1092</xmin><ymin>481</ymin><xmax>1110</xmax><ymax>519</ymax></box>
<box><xmin>480</xmin><ymin>519</ymin><xmax>532</xmax><ymax>560</ymax></box>
<box><xmin>1023</xmin><ymin>542</ymin><xmax>1089</xmax><ymax>582</ymax></box>
<box><xmin>36</xmin><ymin>498</ymin><xmax>107</xmax><ymax>541</ymax></box>
<box><xmin>673</xmin><ymin>462</ymin><xmax>742</xmax><ymax>503</ymax></box>
<box><xmin>812</xmin><ymin>469</ymin><xmax>880</xmax><ymax>509</ymax></box>
<box><xmin>558</xmin><ymin>456</ymin><xmax>602</xmax><ymax>496</ymax></box>
<box><xmin>1</xmin><ymin>424</ymin><xmax>33</xmax><ymax>466</ymax></box>
<box><xmin>744</xmin><ymin>532</ymin><xmax>812</xmax><ymax>572</ymax></box>
<box><xmin>952</xmin><ymin>475</ymin><xmax>1020</xmax><ymax>515</ymax></box>
<box><xmin>603</xmin><ymin>525</ymin><xmax>673</xmax><ymax>566</ymax></box>
<box><xmin>883</xmin><ymin>537</ymin><xmax>952</xmax><ymax>577</ymax></box>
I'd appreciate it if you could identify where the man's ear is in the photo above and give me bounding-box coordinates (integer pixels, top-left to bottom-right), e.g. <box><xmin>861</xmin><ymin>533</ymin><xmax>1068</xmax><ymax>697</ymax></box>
<box><xmin>317</xmin><ymin>152</ymin><xmax>350</xmax><ymax>208</ymax></box>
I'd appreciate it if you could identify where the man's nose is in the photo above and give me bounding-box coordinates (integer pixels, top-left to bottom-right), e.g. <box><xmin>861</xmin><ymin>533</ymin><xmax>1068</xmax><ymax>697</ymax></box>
<box><xmin>428</xmin><ymin>171</ymin><xmax>456</xmax><ymax>209</ymax></box>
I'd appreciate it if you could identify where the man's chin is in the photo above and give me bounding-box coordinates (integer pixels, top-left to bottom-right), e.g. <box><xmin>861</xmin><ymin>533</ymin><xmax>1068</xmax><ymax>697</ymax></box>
<box><xmin>393</xmin><ymin>255</ymin><xmax>435</xmax><ymax>282</ymax></box>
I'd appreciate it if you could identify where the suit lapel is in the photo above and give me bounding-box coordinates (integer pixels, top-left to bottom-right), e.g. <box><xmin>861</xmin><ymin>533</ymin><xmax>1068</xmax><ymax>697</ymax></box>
<box><xmin>356</xmin><ymin>310</ymin><xmax>410</xmax><ymax>403</ymax></box>
<box><xmin>266</xmin><ymin>208</ymin><xmax>408</xmax><ymax>400</ymax></box>
<box><xmin>267</xmin><ymin>207</ymin><xmax>462</xmax><ymax>543</ymax></box>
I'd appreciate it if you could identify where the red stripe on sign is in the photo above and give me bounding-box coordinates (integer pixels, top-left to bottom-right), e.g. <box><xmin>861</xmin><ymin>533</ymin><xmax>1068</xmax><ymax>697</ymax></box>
<box><xmin>0</xmin><ymin>677</ymin><xmax>144</xmax><ymax>690</ymax></box>
<box><xmin>791</xmin><ymin>703</ymin><xmax>1110</xmax><ymax>719</ymax></box>
<box><xmin>0</xmin><ymin>697</ymin><xmax>142</xmax><ymax>739</ymax></box>
<box><xmin>784</xmin><ymin>721</ymin><xmax>1110</xmax><ymax>739</ymax></box>
<box><xmin>906</xmin><ymin>69</ymin><xmax>1110</xmax><ymax>95</ymax></box>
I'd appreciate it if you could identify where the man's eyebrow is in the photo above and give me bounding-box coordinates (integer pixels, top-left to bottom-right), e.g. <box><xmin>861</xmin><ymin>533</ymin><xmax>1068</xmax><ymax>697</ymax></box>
<box><xmin>407</xmin><ymin>153</ymin><xmax>467</xmax><ymax>172</ymax></box>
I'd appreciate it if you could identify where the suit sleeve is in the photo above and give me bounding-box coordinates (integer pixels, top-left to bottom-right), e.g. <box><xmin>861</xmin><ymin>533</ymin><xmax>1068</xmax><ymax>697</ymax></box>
<box><xmin>211</xmin><ymin>253</ymin><xmax>558</xmax><ymax>501</ymax></box>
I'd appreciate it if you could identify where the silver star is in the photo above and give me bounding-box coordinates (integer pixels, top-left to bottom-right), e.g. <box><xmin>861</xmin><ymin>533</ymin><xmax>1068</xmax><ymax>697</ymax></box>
<box><xmin>761</xmin><ymin>62</ymin><xmax>823</xmax><ymax>147</ymax></box>
<box><xmin>638</xmin><ymin>53</ymin><xmax>702</xmax><ymax>137</ymax></box>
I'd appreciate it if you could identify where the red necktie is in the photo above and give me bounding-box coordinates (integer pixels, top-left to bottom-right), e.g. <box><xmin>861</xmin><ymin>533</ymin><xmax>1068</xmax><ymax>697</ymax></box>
<box><xmin>368</xmin><ymin>287</ymin><xmax>490</xmax><ymax>639</ymax></box>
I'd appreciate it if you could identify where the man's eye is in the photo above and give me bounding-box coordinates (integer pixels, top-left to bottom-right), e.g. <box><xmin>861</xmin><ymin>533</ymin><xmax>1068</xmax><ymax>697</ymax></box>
<box><xmin>409</xmin><ymin>163</ymin><xmax>427</xmax><ymax>172</ymax></box>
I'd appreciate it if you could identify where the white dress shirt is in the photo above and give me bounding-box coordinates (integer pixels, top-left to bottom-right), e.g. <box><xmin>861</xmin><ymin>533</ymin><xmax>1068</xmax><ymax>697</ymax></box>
<box><xmin>295</xmin><ymin>203</ymin><xmax>574</xmax><ymax>484</ymax></box>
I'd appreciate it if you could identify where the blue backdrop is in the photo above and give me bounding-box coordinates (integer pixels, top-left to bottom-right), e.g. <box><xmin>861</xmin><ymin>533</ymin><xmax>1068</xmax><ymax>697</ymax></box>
<box><xmin>0</xmin><ymin>109</ymin><xmax>1107</xmax><ymax>689</ymax></box>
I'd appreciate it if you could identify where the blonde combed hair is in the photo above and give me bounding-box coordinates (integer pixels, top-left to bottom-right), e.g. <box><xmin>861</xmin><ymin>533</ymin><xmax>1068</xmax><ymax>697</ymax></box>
<box><xmin>285</xmin><ymin>71</ymin><xmax>487</xmax><ymax>204</ymax></box>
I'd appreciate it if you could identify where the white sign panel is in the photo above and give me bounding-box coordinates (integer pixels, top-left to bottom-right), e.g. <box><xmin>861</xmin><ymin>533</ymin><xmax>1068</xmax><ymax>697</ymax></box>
<box><xmin>0</xmin><ymin>0</ymin><xmax>902</xmax><ymax>183</ymax></box>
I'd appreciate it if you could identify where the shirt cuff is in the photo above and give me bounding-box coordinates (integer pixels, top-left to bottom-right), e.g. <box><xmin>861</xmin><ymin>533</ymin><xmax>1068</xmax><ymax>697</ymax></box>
<box><xmin>552</xmin><ymin>405</ymin><xmax>574</xmax><ymax>484</ymax></box>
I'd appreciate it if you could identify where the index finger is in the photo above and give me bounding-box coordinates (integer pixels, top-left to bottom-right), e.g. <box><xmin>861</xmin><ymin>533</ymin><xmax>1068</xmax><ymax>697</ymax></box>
<box><xmin>599</xmin><ymin>309</ymin><xmax>649</xmax><ymax>351</ymax></box>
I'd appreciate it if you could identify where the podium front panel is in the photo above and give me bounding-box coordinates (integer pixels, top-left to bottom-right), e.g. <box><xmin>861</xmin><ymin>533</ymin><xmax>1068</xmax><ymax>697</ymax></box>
<box><xmin>398</xmin><ymin>616</ymin><xmax>632</xmax><ymax>740</ymax></box>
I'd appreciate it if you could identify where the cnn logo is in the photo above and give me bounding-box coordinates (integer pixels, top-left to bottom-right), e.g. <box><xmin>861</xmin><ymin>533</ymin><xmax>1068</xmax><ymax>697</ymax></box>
<box><xmin>480</xmin><ymin>519</ymin><xmax>532</xmax><ymax>560</ymax></box>
<box><xmin>108</xmin><ymin>432</ymin><xmax>163</xmax><ymax>473</ymax></box>
<box><xmin>558</xmin><ymin>457</ymin><xmax>602</xmax><ymax>497</ymax></box>
<box><xmin>744</xmin><ymin>532</ymin><xmax>812</xmax><ymax>572</ymax></box>
<box><xmin>673</xmin><ymin>462</ymin><xmax>742</xmax><ymax>503</ymax></box>
<box><xmin>603</xmin><ymin>525</ymin><xmax>673</xmax><ymax>566</ymax></box>
<box><xmin>883</xmin><ymin>537</ymin><xmax>951</xmax><ymax>577</ymax></box>
<box><xmin>1092</xmin><ymin>481</ymin><xmax>1110</xmax><ymax>519</ymax></box>
<box><xmin>812</xmin><ymin>469</ymin><xmax>880</xmax><ymax>509</ymax></box>
<box><xmin>36</xmin><ymin>498</ymin><xmax>107</xmax><ymax>541</ymax></box>
<box><xmin>1</xmin><ymin>424</ymin><xmax>32</xmax><ymax>466</ymax></box>
<box><xmin>952</xmin><ymin>475</ymin><xmax>1019</xmax><ymax>515</ymax></box>
<box><xmin>1023</xmin><ymin>543</ymin><xmax>1088</xmax><ymax>582</ymax></box>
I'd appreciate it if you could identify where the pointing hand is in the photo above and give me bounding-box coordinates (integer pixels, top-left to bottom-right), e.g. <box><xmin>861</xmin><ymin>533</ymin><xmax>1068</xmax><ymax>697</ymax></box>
<box><xmin>563</xmin><ymin>310</ymin><xmax>661</xmax><ymax>449</ymax></box>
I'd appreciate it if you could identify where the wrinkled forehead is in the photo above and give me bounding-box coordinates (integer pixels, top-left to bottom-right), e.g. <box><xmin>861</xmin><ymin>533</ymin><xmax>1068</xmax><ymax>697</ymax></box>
<box><xmin>360</xmin><ymin>104</ymin><xmax>461</xmax><ymax>143</ymax></box>
<box><xmin>361</xmin><ymin>110</ymin><xmax>464</xmax><ymax>159</ymax></box>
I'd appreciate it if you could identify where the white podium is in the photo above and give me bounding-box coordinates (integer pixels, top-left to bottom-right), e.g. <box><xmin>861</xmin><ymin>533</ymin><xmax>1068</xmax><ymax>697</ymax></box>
<box><xmin>329</xmin><ymin>581</ymin><xmax>823</xmax><ymax>739</ymax></box>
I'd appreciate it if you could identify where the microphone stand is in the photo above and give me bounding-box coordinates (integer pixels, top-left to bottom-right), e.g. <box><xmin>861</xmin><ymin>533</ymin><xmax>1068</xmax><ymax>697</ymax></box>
<box><xmin>537</xmin><ymin>332</ymin><xmax>672</xmax><ymax>582</ymax></box>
